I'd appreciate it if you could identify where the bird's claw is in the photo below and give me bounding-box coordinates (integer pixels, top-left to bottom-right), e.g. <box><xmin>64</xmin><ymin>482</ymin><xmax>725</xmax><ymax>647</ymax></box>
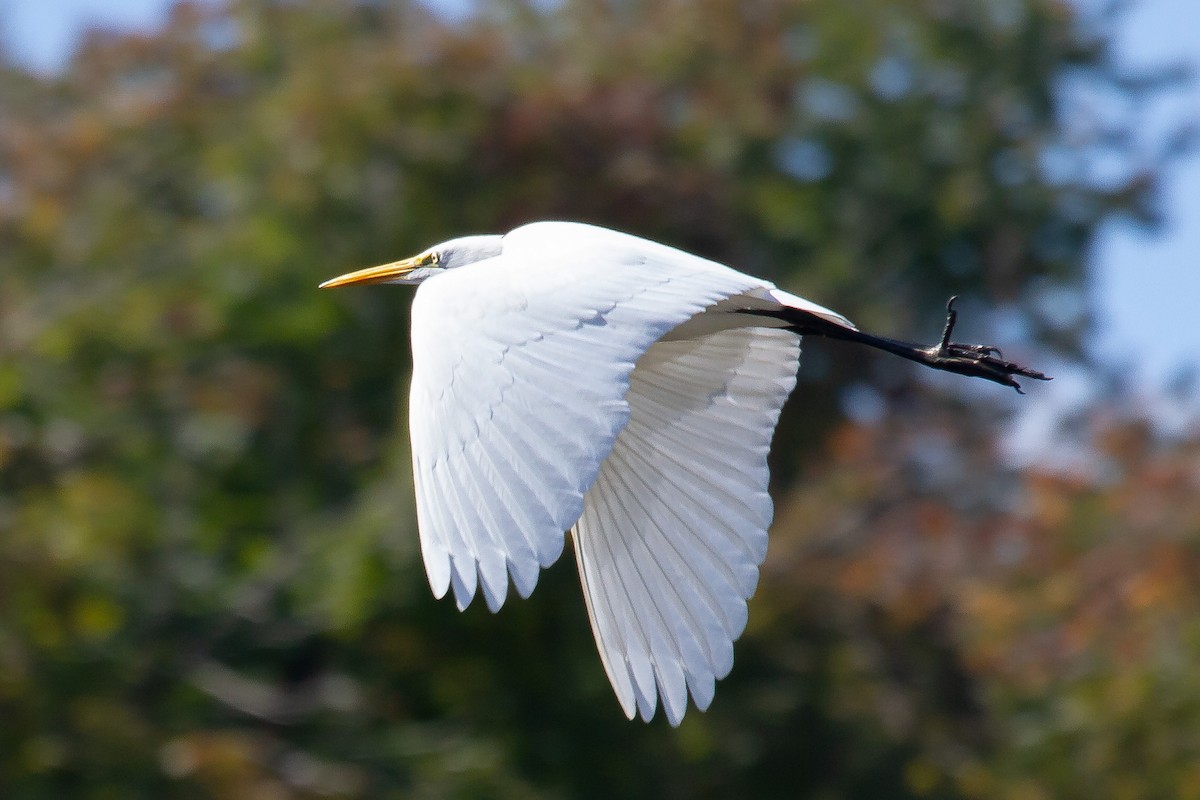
<box><xmin>926</xmin><ymin>297</ymin><xmax>1051</xmax><ymax>393</ymax></box>
<box><xmin>946</xmin><ymin>342</ymin><xmax>1003</xmax><ymax>359</ymax></box>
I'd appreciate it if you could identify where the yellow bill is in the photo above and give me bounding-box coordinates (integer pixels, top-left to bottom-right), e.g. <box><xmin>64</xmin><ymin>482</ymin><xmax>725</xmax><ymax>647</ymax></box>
<box><xmin>318</xmin><ymin>255</ymin><xmax>427</xmax><ymax>289</ymax></box>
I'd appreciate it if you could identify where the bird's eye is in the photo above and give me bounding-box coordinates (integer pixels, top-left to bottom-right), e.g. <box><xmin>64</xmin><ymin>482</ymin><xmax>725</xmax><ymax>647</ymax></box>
<box><xmin>426</xmin><ymin>251</ymin><xmax>441</xmax><ymax>266</ymax></box>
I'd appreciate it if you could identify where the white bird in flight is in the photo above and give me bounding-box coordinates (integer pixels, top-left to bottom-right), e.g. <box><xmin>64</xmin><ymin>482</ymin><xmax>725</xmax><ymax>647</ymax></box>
<box><xmin>320</xmin><ymin>221</ymin><xmax>1046</xmax><ymax>726</ymax></box>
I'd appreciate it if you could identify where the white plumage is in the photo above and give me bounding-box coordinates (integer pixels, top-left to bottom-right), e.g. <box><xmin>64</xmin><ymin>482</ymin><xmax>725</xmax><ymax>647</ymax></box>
<box><xmin>573</xmin><ymin>326</ymin><xmax>799</xmax><ymax>724</ymax></box>
<box><xmin>320</xmin><ymin>220</ymin><xmax>1044</xmax><ymax>725</ymax></box>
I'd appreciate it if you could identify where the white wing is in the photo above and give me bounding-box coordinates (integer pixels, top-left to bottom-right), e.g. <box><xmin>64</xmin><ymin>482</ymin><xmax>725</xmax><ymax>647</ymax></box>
<box><xmin>572</xmin><ymin>326</ymin><xmax>799</xmax><ymax>725</ymax></box>
<box><xmin>407</xmin><ymin>222</ymin><xmax>773</xmax><ymax>612</ymax></box>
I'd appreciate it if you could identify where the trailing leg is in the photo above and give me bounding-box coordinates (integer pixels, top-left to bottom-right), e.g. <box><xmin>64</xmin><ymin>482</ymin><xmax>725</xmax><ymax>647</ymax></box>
<box><xmin>746</xmin><ymin>297</ymin><xmax>1051</xmax><ymax>393</ymax></box>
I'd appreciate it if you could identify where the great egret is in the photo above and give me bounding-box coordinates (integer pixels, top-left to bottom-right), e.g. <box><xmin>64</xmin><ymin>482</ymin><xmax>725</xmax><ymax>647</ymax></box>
<box><xmin>320</xmin><ymin>221</ymin><xmax>1047</xmax><ymax>725</ymax></box>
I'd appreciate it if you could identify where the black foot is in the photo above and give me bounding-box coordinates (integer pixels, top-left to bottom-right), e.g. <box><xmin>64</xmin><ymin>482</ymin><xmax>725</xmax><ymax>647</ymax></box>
<box><xmin>923</xmin><ymin>297</ymin><xmax>1051</xmax><ymax>394</ymax></box>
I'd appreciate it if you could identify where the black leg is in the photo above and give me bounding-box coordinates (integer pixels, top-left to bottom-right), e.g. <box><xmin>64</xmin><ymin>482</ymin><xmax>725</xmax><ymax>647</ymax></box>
<box><xmin>746</xmin><ymin>297</ymin><xmax>1051</xmax><ymax>393</ymax></box>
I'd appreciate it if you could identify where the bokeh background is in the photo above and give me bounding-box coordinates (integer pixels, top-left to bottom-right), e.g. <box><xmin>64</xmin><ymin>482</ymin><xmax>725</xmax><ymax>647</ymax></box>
<box><xmin>1</xmin><ymin>1</ymin><xmax>1198</xmax><ymax>797</ymax></box>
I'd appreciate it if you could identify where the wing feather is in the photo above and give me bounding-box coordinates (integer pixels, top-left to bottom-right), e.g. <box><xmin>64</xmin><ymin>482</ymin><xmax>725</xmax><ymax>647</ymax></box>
<box><xmin>606</xmin><ymin>442</ymin><xmax>745</xmax><ymax>627</ymax></box>
<box><xmin>413</xmin><ymin>454</ymin><xmax>452</xmax><ymax>598</ymax></box>
<box><xmin>603</xmin><ymin>445</ymin><xmax>727</xmax><ymax>673</ymax></box>
<box><xmin>571</xmin><ymin>326</ymin><xmax>800</xmax><ymax>724</ymax></box>
<box><xmin>462</xmin><ymin>440</ymin><xmax>544</xmax><ymax>597</ymax></box>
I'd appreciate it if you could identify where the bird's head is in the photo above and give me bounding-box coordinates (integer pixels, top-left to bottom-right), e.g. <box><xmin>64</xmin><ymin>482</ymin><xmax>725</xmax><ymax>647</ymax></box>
<box><xmin>319</xmin><ymin>234</ymin><xmax>503</xmax><ymax>289</ymax></box>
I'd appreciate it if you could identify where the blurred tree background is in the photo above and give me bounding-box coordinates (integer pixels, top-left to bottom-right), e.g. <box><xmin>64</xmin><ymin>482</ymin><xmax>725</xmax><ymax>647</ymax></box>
<box><xmin>1</xmin><ymin>0</ymin><xmax>1196</xmax><ymax>797</ymax></box>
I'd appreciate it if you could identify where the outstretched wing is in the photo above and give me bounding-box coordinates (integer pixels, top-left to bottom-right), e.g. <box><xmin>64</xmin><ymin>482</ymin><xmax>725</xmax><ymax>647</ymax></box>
<box><xmin>572</xmin><ymin>326</ymin><xmax>800</xmax><ymax>725</ymax></box>
<box><xmin>407</xmin><ymin>222</ymin><xmax>771</xmax><ymax>613</ymax></box>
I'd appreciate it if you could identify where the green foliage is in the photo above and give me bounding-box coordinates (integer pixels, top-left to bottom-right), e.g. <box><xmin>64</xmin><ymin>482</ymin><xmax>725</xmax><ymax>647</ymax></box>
<box><xmin>0</xmin><ymin>0</ymin><xmax>1187</xmax><ymax>797</ymax></box>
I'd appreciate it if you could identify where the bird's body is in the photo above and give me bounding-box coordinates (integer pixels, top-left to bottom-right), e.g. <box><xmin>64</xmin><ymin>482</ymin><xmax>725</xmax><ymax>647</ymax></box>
<box><xmin>320</xmin><ymin>221</ymin><xmax>1047</xmax><ymax>725</ymax></box>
